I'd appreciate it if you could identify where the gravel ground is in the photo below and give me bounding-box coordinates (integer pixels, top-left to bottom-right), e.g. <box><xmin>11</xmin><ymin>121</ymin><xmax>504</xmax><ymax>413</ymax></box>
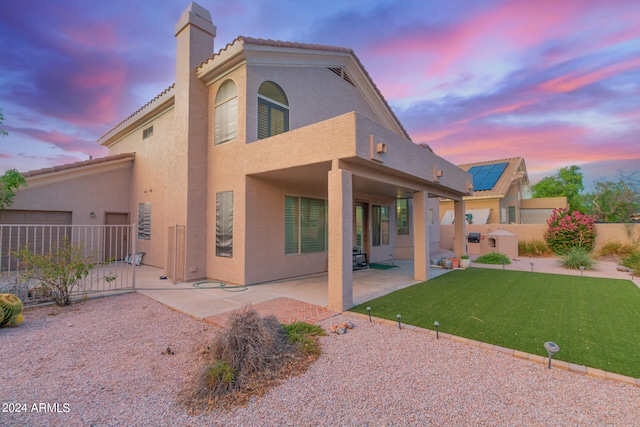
<box><xmin>3</xmin><ymin>277</ymin><xmax>640</xmax><ymax>427</ymax></box>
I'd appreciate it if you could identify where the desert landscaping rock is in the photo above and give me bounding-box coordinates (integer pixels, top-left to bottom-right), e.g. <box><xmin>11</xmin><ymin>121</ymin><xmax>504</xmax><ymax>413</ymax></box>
<box><xmin>2</xmin><ymin>287</ymin><xmax>639</xmax><ymax>426</ymax></box>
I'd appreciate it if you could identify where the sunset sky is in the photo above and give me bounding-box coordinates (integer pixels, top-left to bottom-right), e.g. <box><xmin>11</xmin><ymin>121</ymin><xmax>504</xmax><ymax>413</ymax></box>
<box><xmin>1</xmin><ymin>0</ymin><xmax>638</xmax><ymax>189</ymax></box>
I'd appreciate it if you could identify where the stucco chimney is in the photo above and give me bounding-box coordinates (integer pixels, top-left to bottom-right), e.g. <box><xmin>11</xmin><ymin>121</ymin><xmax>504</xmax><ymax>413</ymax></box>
<box><xmin>170</xmin><ymin>2</ymin><xmax>216</xmax><ymax>281</ymax></box>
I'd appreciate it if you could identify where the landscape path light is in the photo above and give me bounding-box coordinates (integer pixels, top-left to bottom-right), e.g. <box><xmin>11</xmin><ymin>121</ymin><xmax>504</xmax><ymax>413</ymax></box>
<box><xmin>367</xmin><ymin>306</ymin><xmax>371</xmax><ymax>322</ymax></box>
<box><xmin>530</xmin><ymin>262</ymin><xmax>534</xmax><ymax>272</ymax></box>
<box><xmin>502</xmin><ymin>260</ymin><xmax>506</xmax><ymax>270</ymax></box>
<box><xmin>434</xmin><ymin>321</ymin><xmax>439</xmax><ymax>339</ymax></box>
<box><xmin>396</xmin><ymin>314</ymin><xmax>402</xmax><ymax>330</ymax></box>
<box><xmin>580</xmin><ymin>266</ymin><xmax>585</xmax><ymax>276</ymax></box>
<box><xmin>544</xmin><ymin>342</ymin><xmax>560</xmax><ymax>369</ymax></box>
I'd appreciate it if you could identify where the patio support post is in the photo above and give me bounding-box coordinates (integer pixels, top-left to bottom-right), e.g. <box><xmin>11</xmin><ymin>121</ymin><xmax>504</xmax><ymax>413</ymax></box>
<box><xmin>413</xmin><ymin>190</ymin><xmax>430</xmax><ymax>281</ymax></box>
<box><xmin>453</xmin><ymin>200</ymin><xmax>466</xmax><ymax>256</ymax></box>
<box><xmin>327</xmin><ymin>161</ymin><xmax>353</xmax><ymax>312</ymax></box>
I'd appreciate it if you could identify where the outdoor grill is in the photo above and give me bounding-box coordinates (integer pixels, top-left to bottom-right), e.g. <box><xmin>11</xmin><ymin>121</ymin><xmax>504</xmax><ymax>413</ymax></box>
<box><xmin>468</xmin><ymin>232</ymin><xmax>481</xmax><ymax>243</ymax></box>
<box><xmin>353</xmin><ymin>246</ymin><xmax>368</xmax><ymax>270</ymax></box>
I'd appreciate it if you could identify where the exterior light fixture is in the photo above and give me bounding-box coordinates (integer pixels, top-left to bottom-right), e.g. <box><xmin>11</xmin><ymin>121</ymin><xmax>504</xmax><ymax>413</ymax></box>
<box><xmin>90</xmin><ymin>212</ymin><xmax>96</xmax><ymax>218</ymax></box>
<box><xmin>367</xmin><ymin>306</ymin><xmax>371</xmax><ymax>322</ymax></box>
<box><xmin>580</xmin><ymin>266</ymin><xmax>585</xmax><ymax>276</ymax></box>
<box><xmin>544</xmin><ymin>341</ymin><xmax>560</xmax><ymax>369</ymax></box>
<box><xmin>396</xmin><ymin>314</ymin><xmax>402</xmax><ymax>330</ymax></box>
<box><xmin>530</xmin><ymin>262</ymin><xmax>534</xmax><ymax>272</ymax></box>
<box><xmin>434</xmin><ymin>321</ymin><xmax>440</xmax><ymax>339</ymax></box>
<box><xmin>502</xmin><ymin>260</ymin><xmax>506</xmax><ymax>270</ymax></box>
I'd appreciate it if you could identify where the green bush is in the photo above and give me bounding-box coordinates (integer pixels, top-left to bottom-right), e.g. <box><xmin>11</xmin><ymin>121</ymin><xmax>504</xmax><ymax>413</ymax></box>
<box><xmin>206</xmin><ymin>360</ymin><xmax>237</xmax><ymax>394</ymax></box>
<box><xmin>282</xmin><ymin>321</ymin><xmax>326</xmax><ymax>355</ymax></box>
<box><xmin>474</xmin><ymin>252</ymin><xmax>510</xmax><ymax>265</ymax></box>
<box><xmin>559</xmin><ymin>247</ymin><xmax>596</xmax><ymax>270</ymax></box>
<box><xmin>621</xmin><ymin>252</ymin><xmax>640</xmax><ymax>277</ymax></box>
<box><xmin>15</xmin><ymin>239</ymin><xmax>96</xmax><ymax>306</ymax></box>
<box><xmin>545</xmin><ymin>208</ymin><xmax>597</xmax><ymax>254</ymax></box>
<box><xmin>518</xmin><ymin>240</ymin><xmax>553</xmax><ymax>257</ymax></box>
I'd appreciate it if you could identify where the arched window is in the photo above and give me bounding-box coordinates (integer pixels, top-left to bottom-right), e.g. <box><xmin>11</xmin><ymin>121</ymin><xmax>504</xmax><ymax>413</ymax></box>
<box><xmin>214</xmin><ymin>80</ymin><xmax>238</xmax><ymax>145</ymax></box>
<box><xmin>257</xmin><ymin>81</ymin><xmax>289</xmax><ymax>139</ymax></box>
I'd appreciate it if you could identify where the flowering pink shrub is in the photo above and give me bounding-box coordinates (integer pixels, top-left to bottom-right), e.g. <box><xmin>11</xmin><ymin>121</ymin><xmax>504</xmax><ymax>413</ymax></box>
<box><xmin>545</xmin><ymin>208</ymin><xmax>597</xmax><ymax>254</ymax></box>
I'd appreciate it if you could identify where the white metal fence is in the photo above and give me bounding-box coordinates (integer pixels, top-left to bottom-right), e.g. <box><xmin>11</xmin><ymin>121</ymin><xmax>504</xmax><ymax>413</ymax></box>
<box><xmin>0</xmin><ymin>224</ymin><xmax>137</xmax><ymax>306</ymax></box>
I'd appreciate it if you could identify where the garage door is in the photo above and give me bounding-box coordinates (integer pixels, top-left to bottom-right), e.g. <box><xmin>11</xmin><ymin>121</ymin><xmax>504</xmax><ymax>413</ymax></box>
<box><xmin>0</xmin><ymin>210</ymin><xmax>72</xmax><ymax>271</ymax></box>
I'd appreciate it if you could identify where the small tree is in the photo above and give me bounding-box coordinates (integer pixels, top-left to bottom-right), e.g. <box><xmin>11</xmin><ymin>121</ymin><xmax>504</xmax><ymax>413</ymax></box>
<box><xmin>586</xmin><ymin>171</ymin><xmax>640</xmax><ymax>223</ymax></box>
<box><xmin>0</xmin><ymin>108</ymin><xmax>8</xmax><ymax>137</ymax></box>
<box><xmin>15</xmin><ymin>239</ymin><xmax>97</xmax><ymax>306</ymax></box>
<box><xmin>531</xmin><ymin>165</ymin><xmax>585</xmax><ymax>213</ymax></box>
<box><xmin>0</xmin><ymin>169</ymin><xmax>27</xmax><ymax>210</ymax></box>
<box><xmin>545</xmin><ymin>208</ymin><xmax>597</xmax><ymax>254</ymax></box>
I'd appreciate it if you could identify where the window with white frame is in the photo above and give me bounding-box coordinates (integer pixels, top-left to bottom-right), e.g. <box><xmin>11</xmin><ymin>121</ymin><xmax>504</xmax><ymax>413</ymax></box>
<box><xmin>214</xmin><ymin>80</ymin><xmax>238</xmax><ymax>145</ymax></box>
<box><xmin>372</xmin><ymin>205</ymin><xmax>389</xmax><ymax>246</ymax></box>
<box><xmin>137</xmin><ymin>202</ymin><xmax>151</xmax><ymax>240</ymax></box>
<box><xmin>216</xmin><ymin>191</ymin><xmax>233</xmax><ymax>257</ymax></box>
<box><xmin>285</xmin><ymin>196</ymin><xmax>327</xmax><ymax>255</ymax></box>
<box><xmin>258</xmin><ymin>81</ymin><xmax>289</xmax><ymax>140</ymax></box>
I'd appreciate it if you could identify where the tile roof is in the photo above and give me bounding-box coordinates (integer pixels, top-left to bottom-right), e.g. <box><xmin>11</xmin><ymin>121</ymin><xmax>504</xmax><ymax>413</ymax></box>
<box><xmin>99</xmin><ymin>35</ymin><xmax>411</xmax><ymax>145</ymax></box>
<box><xmin>22</xmin><ymin>153</ymin><xmax>135</xmax><ymax>178</ymax></box>
<box><xmin>458</xmin><ymin>157</ymin><xmax>528</xmax><ymax>198</ymax></box>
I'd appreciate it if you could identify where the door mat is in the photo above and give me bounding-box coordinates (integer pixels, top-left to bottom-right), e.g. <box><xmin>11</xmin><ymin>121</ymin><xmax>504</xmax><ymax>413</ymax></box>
<box><xmin>368</xmin><ymin>263</ymin><xmax>399</xmax><ymax>270</ymax></box>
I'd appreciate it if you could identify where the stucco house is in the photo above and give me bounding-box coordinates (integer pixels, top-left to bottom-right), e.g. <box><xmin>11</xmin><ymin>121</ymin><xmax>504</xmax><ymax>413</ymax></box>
<box><xmin>4</xmin><ymin>3</ymin><xmax>471</xmax><ymax>311</ymax></box>
<box><xmin>440</xmin><ymin>157</ymin><xmax>568</xmax><ymax>225</ymax></box>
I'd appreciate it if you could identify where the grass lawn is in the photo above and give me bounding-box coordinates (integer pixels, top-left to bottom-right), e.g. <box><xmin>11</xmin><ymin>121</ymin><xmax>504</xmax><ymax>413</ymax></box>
<box><xmin>351</xmin><ymin>268</ymin><xmax>640</xmax><ymax>378</ymax></box>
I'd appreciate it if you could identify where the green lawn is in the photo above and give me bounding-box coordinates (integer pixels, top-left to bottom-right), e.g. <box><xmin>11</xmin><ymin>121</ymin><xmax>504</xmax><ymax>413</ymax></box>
<box><xmin>351</xmin><ymin>268</ymin><xmax>640</xmax><ymax>378</ymax></box>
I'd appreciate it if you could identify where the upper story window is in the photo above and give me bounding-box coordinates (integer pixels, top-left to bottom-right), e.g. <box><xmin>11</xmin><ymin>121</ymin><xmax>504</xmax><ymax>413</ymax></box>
<box><xmin>214</xmin><ymin>80</ymin><xmax>238</xmax><ymax>145</ymax></box>
<box><xmin>142</xmin><ymin>126</ymin><xmax>153</xmax><ymax>139</ymax></box>
<box><xmin>258</xmin><ymin>81</ymin><xmax>289</xmax><ymax>139</ymax></box>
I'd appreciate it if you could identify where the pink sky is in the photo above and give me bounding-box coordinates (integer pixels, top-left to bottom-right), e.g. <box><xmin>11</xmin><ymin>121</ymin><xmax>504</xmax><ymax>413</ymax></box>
<box><xmin>0</xmin><ymin>0</ymin><xmax>638</xmax><ymax>188</ymax></box>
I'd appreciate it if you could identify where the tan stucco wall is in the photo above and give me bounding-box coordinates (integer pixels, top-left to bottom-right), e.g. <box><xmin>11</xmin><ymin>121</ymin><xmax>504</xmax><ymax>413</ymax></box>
<box><xmin>244</xmin><ymin>65</ymin><xmax>380</xmax><ymax>144</ymax></box>
<box><xmin>106</xmin><ymin>109</ymin><xmax>175</xmax><ymax>269</ymax></box>
<box><xmin>440</xmin><ymin>223</ymin><xmax>640</xmax><ymax>254</ymax></box>
<box><xmin>10</xmin><ymin>165</ymin><xmax>132</xmax><ymax>226</ymax></box>
<box><xmin>520</xmin><ymin>197</ymin><xmax>567</xmax><ymax>209</ymax></box>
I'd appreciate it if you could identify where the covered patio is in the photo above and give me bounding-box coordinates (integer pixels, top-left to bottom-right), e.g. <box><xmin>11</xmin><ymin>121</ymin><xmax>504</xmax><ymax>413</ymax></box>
<box><xmin>132</xmin><ymin>260</ymin><xmax>454</xmax><ymax>325</ymax></box>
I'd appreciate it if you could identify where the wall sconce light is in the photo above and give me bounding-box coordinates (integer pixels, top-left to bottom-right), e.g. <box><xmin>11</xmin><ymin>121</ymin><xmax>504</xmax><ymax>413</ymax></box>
<box><xmin>436</xmin><ymin>169</ymin><xmax>443</xmax><ymax>177</ymax></box>
<box><xmin>90</xmin><ymin>212</ymin><xmax>96</xmax><ymax>218</ymax></box>
<box><xmin>375</xmin><ymin>142</ymin><xmax>387</xmax><ymax>154</ymax></box>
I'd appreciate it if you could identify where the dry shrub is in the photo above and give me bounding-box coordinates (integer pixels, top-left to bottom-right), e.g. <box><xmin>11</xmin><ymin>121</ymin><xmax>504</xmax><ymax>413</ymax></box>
<box><xmin>182</xmin><ymin>306</ymin><xmax>321</xmax><ymax>412</ymax></box>
<box><xmin>599</xmin><ymin>241</ymin><xmax>637</xmax><ymax>258</ymax></box>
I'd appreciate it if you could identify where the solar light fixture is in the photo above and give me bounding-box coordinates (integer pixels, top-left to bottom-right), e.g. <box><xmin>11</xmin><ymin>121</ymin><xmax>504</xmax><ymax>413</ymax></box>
<box><xmin>434</xmin><ymin>321</ymin><xmax>440</xmax><ymax>339</ymax></box>
<box><xmin>502</xmin><ymin>260</ymin><xmax>506</xmax><ymax>270</ymax></box>
<box><xmin>397</xmin><ymin>314</ymin><xmax>402</xmax><ymax>330</ymax></box>
<box><xmin>544</xmin><ymin>341</ymin><xmax>560</xmax><ymax>369</ymax></box>
<box><xmin>530</xmin><ymin>262</ymin><xmax>534</xmax><ymax>272</ymax></box>
<box><xmin>367</xmin><ymin>306</ymin><xmax>371</xmax><ymax>322</ymax></box>
<box><xmin>580</xmin><ymin>266</ymin><xmax>585</xmax><ymax>276</ymax></box>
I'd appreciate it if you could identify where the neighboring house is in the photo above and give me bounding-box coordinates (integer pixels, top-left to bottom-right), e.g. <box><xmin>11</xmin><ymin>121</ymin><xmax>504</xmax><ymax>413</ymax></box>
<box><xmin>440</xmin><ymin>157</ymin><xmax>567</xmax><ymax>225</ymax></box>
<box><xmin>5</xmin><ymin>3</ymin><xmax>471</xmax><ymax>311</ymax></box>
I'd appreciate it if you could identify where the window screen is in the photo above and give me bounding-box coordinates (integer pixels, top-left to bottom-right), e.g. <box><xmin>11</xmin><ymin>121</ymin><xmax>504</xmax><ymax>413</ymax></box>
<box><xmin>396</xmin><ymin>199</ymin><xmax>409</xmax><ymax>235</ymax></box>
<box><xmin>216</xmin><ymin>191</ymin><xmax>233</xmax><ymax>257</ymax></box>
<box><xmin>285</xmin><ymin>196</ymin><xmax>327</xmax><ymax>255</ymax></box>
<box><xmin>214</xmin><ymin>80</ymin><xmax>238</xmax><ymax>145</ymax></box>
<box><xmin>372</xmin><ymin>205</ymin><xmax>389</xmax><ymax>246</ymax></box>
<box><xmin>137</xmin><ymin>202</ymin><xmax>151</xmax><ymax>240</ymax></box>
<box><xmin>258</xmin><ymin>81</ymin><xmax>289</xmax><ymax>140</ymax></box>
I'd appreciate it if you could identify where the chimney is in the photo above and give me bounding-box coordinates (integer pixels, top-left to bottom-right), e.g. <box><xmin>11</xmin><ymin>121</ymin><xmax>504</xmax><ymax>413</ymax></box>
<box><xmin>170</xmin><ymin>2</ymin><xmax>216</xmax><ymax>281</ymax></box>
